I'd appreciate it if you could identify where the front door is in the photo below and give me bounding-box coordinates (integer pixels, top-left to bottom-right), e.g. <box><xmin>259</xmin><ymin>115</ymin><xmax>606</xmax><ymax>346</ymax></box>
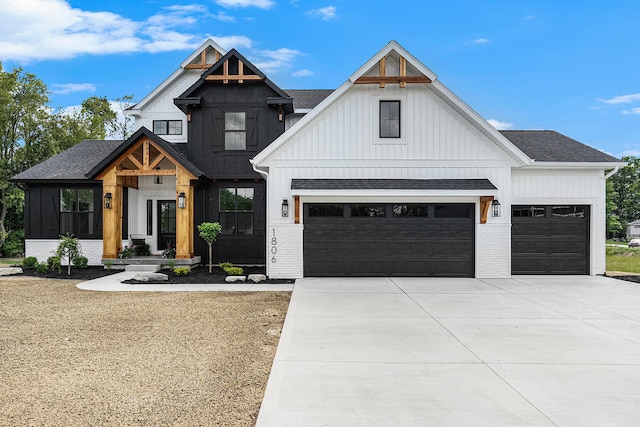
<box><xmin>158</xmin><ymin>200</ymin><xmax>176</xmax><ymax>252</ymax></box>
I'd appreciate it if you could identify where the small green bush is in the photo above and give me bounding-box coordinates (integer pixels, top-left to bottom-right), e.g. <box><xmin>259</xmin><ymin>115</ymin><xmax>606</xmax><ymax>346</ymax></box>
<box><xmin>35</xmin><ymin>262</ymin><xmax>49</xmax><ymax>274</ymax></box>
<box><xmin>73</xmin><ymin>256</ymin><xmax>88</xmax><ymax>269</ymax></box>
<box><xmin>104</xmin><ymin>260</ymin><xmax>113</xmax><ymax>270</ymax></box>
<box><xmin>118</xmin><ymin>246</ymin><xmax>134</xmax><ymax>258</ymax></box>
<box><xmin>174</xmin><ymin>267</ymin><xmax>190</xmax><ymax>276</ymax></box>
<box><xmin>167</xmin><ymin>259</ymin><xmax>176</xmax><ymax>270</ymax></box>
<box><xmin>134</xmin><ymin>244</ymin><xmax>151</xmax><ymax>256</ymax></box>
<box><xmin>22</xmin><ymin>256</ymin><xmax>38</xmax><ymax>269</ymax></box>
<box><xmin>223</xmin><ymin>266</ymin><xmax>244</xmax><ymax>276</ymax></box>
<box><xmin>47</xmin><ymin>256</ymin><xmax>62</xmax><ymax>273</ymax></box>
<box><xmin>1</xmin><ymin>229</ymin><xmax>24</xmax><ymax>257</ymax></box>
<box><xmin>219</xmin><ymin>262</ymin><xmax>233</xmax><ymax>269</ymax></box>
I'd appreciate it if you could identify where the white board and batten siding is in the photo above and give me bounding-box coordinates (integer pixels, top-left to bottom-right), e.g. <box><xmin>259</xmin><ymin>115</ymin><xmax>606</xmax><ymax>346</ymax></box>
<box><xmin>264</xmin><ymin>83</ymin><xmax>516</xmax><ymax>279</ymax></box>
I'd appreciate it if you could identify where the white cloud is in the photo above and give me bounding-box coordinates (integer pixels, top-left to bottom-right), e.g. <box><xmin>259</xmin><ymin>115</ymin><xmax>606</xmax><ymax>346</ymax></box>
<box><xmin>525</xmin><ymin>15</ymin><xmax>535</xmax><ymax>20</ymax></box>
<box><xmin>622</xmin><ymin>108</ymin><xmax>640</xmax><ymax>115</ymax></box>
<box><xmin>210</xmin><ymin>35</ymin><xmax>254</xmax><ymax>50</ymax></box>
<box><xmin>598</xmin><ymin>94</ymin><xmax>640</xmax><ymax>105</ymax></box>
<box><xmin>0</xmin><ymin>0</ymin><xmax>212</xmax><ymax>62</ymax></box>
<box><xmin>215</xmin><ymin>0</ymin><xmax>274</xmax><ymax>9</ymax></box>
<box><xmin>292</xmin><ymin>69</ymin><xmax>313</xmax><ymax>77</ymax></box>
<box><xmin>307</xmin><ymin>6</ymin><xmax>337</xmax><ymax>20</ymax></box>
<box><xmin>253</xmin><ymin>48</ymin><xmax>302</xmax><ymax>73</ymax></box>
<box><xmin>50</xmin><ymin>83</ymin><xmax>97</xmax><ymax>94</ymax></box>
<box><xmin>487</xmin><ymin>119</ymin><xmax>513</xmax><ymax>130</ymax></box>
<box><xmin>470</xmin><ymin>38</ymin><xmax>490</xmax><ymax>44</ymax></box>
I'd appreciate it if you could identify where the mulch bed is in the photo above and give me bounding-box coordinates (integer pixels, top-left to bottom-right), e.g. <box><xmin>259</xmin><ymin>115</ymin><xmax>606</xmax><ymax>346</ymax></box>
<box><xmin>17</xmin><ymin>265</ymin><xmax>294</xmax><ymax>284</ymax></box>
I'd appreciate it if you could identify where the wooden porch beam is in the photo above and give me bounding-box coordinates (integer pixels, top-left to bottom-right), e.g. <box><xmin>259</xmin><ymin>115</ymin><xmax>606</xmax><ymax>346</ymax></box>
<box><xmin>379</xmin><ymin>57</ymin><xmax>386</xmax><ymax>88</ymax></box>
<box><xmin>126</xmin><ymin>154</ymin><xmax>143</xmax><ymax>171</ymax></box>
<box><xmin>399</xmin><ymin>56</ymin><xmax>407</xmax><ymax>88</ymax></box>
<box><xmin>148</xmin><ymin>154</ymin><xmax>166</xmax><ymax>171</ymax></box>
<box><xmin>294</xmin><ymin>196</ymin><xmax>300</xmax><ymax>224</ymax></box>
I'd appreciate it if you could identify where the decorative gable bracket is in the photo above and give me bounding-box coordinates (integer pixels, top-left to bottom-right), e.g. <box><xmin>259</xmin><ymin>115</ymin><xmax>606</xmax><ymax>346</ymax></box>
<box><xmin>205</xmin><ymin>58</ymin><xmax>263</xmax><ymax>84</ymax></box>
<box><xmin>354</xmin><ymin>56</ymin><xmax>432</xmax><ymax>88</ymax></box>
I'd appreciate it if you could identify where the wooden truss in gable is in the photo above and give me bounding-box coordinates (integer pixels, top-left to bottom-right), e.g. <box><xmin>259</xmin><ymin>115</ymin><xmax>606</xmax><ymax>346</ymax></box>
<box><xmin>205</xmin><ymin>57</ymin><xmax>263</xmax><ymax>84</ymax></box>
<box><xmin>184</xmin><ymin>48</ymin><xmax>222</xmax><ymax>70</ymax></box>
<box><xmin>355</xmin><ymin>55</ymin><xmax>432</xmax><ymax>88</ymax></box>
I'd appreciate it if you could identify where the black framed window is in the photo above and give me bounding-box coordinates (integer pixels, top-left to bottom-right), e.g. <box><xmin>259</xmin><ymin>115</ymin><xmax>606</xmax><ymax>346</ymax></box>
<box><xmin>512</xmin><ymin>206</ymin><xmax>546</xmax><ymax>218</ymax></box>
<box><xmin>552</xmin><ymin>206</ymin><xmax>586</xmax><ymax>218</ymax></box>
<box><xmin>224</xmin><ymin>112</ymin><xmax>246</xmax><ymax>150</ymax></box>
<box><xmin>146</xmin><ymin>200</ymin><xmax>153</xmax><ymax>235</ymax></box>
<box><xmin>60</xmin><ymin>189</ymin><xmax>94</xmax><ymax>236</ymax></box>
<box><xmin>219</xmin><ymin>188</ymin><xmax>254</xmax><ymax>234</ymax></box>
<box><xmin>380</xmin><ymin>100</ymin><xmax>400</xmax><ymax>138</ymax></box>
<box><xmin>392</xmin><ymin>204</ymin><xmax>428</xmax><ymax>217</ymax></box>
<box><xmin>153</xmin><ymin>120</ymin><xmax>182</xmax><ymax>135</ymax></box>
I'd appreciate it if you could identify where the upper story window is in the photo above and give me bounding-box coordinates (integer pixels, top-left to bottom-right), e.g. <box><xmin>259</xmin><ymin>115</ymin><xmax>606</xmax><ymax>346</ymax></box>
<box><xmin>380</xmin><ymin>100</ymin><xmax>400</xmax><ymax>138</ymax></box>
<box><xmin>60</xmin><ymin>189</ymin><xmax>94</xmax><ymax>236</ymax></box>
<box><xmin>153</xmin><ymin>120</ymin><xmax>182</xmax><ymax>135</ymax></box>
<box><xmin>225</xmin><ymin>112</ymin><xmax>246</xmax><ymax>150</ymax></box>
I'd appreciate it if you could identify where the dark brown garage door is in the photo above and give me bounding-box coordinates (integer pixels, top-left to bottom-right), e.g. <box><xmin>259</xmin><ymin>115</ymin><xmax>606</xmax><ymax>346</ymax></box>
<box><xmin>511</xmin><ymin>205</ymin><xmax>589</xmax><ymax>275</ymax></box>
<box><xmin>303</xmin><ymin>203</ymin><xmax>474</xmax><ymax>277</ymax></box>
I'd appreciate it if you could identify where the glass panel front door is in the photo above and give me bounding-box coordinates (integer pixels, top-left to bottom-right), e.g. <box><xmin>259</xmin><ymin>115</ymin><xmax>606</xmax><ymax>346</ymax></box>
<box><xmin>158</xmin><ymin>200</ymin><xmax>176</xmax><ymax>252</ymax></box>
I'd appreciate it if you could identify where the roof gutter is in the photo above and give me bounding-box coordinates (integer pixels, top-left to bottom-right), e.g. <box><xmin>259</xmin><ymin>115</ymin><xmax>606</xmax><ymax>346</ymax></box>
<box><xmin>250</xmin><ymin>159</ymin><xmax>268</xmax><ymax>181</ymax></box>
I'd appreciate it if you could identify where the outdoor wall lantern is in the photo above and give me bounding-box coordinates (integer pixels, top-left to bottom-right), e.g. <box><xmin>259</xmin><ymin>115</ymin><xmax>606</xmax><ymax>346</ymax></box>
<box><xmin>491</xmin><ymin>198</ymin><xmax>501</xmax><ymax>217</ymax></box>
<box><xmin>282</xmin><ymin>198</ymin><xmax>289</xmax><ymax>217</ymax></box>
<box><xmin>153</xmin><ymin>167</ymin><xmax>162</xmax><ymax>184</ymax></box>
<box><xmin>178</xmin><ymin>192</ymin><xmax>186</xmax><ymax>209</ymax></box>
<box><xmin>104</xmin><ymin>192</ymin><xmax>112</xmax><ymax>209</ymax></box>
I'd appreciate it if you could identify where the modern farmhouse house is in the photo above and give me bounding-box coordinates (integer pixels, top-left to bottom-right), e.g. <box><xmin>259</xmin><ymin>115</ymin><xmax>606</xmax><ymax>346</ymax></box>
<box><xmin>12</xmin><ymin>40</ymin><xmax>624</xmax><ymax>278</ymax></box>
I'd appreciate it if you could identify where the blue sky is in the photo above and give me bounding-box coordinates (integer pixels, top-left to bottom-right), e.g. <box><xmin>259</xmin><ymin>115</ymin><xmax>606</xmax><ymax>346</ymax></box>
<box><xmin>1</xmin><ymin>0</ymin><xmax>639</xmax><ymax>157</ymax></box>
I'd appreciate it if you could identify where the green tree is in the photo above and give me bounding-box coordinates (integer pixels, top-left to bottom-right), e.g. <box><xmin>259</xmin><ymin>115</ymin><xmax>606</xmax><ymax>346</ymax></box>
<box><xmin>0</xmin><ymin>63</ymin><xmax>50</xmax><ymax>249</ymax></box>
<box><xmin>56</xmin><ymin>234</ymin><xmax>82</xmax><ymax>275</ymax></box>
<box><xmin>609</xmin><ymin>156</ymin><xmax>640</xmax><ymax>234</ymax></box>
<box><xmin>197</xmin><ymin>222</ymin><xmax>222</xmax><ymax>273</ymax></box>
<box><xmin>109</xmin><ymin>94</ymin><xmax>136</xmax><ymax>140</ymax></box>
<box><xmin>606</xmin><ymin>178</ymin><xmax>623</xmax><ymax>238</ymax></box>
<box><xmin>80</xmin><ymin>96</ymin><xmax>117</xmax><ymax>140</ymax></box>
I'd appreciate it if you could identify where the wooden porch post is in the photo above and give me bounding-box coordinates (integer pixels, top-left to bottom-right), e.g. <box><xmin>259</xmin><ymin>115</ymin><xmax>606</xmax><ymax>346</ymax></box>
<box><xmin>175</xmin><ymin>167</ymin><xmax>194</xmax><ymax>259</ymax></box>
<box><xmin>101</xmin><ymin>167</ymin><xmax>123</xmax><ymax>259</ymax></box>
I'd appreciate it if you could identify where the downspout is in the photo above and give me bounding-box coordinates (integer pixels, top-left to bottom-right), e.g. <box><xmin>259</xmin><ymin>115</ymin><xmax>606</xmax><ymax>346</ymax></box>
<box><xmin>604</xmin><ymin>166</ymin><xmax>619</xmax><ymax>180</ymax></box>
<box><xmin>250</xmin><ymin>159</ymin><xmax>270</xmax><ymax>276</ymax></box>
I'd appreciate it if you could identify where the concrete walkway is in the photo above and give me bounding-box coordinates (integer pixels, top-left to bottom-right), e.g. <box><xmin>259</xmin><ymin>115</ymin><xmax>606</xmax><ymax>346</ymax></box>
<box><xmin>76</xmin><ymin>271</ymin><xmax>294</xmax><ymax>292</ymax></box>
<box><xmin>257</xmin><ymin>276</ymin><xmax>640</xmax><ymax>426</ymax></box>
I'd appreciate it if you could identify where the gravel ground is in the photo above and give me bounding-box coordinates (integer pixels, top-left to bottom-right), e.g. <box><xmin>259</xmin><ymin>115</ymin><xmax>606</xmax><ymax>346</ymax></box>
<box><xmin>0</xmin><ymin>276</ymin><xmax>290</xmax><ymax>426</ymax></box>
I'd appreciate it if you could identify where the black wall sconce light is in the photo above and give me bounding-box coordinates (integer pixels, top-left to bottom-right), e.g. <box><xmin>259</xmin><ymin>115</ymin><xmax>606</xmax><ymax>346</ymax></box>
<box><xmin>282</xmin><ymin>198</ymin><xmax>289</xmax><ymax>217</ymax></box>
<box><xmin>104</xmin><ymin>192</ymin><xmax>112</xmax><ymax>209</ymax></box>
<box><xmin>178</xmin><ymin>192</ymin><xmax>186</xmax><ymax>209</ymax></box>
<box><xmin>492</xmin><ymin>198</ymin><xmax>501</xmax><ymax>217</ymax></box>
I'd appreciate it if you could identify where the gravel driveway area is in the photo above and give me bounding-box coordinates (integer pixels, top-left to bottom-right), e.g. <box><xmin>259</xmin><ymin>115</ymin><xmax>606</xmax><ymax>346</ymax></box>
<box><xmin>0</xmin><ymin>276</ymin><xmax>290</xmax><ymax>426</ymax></box>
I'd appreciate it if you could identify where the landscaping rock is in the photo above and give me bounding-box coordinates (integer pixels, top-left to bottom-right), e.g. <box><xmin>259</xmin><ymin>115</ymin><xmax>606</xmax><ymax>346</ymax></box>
<box><xmin>132</xmin><ymin>272</ymin><xmax>168</xmax><ymax>282</ymax></box>
<box><xmin>248</xmin><ymin>274</ymin><xmax>267</xmax><ymax>283</ymax></box>
<box><xmin>225</xmin><ymin>276</ymin><xmax>246</xmax><ymax>283</ymax></box>
<box><xmin>0</xmin><ymin>267</ymin><xmax>22</xmax><ymax>276</ymax></box>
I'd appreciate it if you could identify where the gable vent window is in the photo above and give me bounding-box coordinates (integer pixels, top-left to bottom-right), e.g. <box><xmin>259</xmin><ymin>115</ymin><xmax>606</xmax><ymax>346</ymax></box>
<box><xmin>380</xmin><ymin>100</ymin><xmax>400</xmax><ymax>138</ymax></box>
<box><xmin>225</xmin><ymin>112</ymin><xmax>246</xmax><ymax>150</ymax></box>
<box><xmin>153</xmin><ymin>120</ymin><xmax>182</xmax><ymax>135</ymax></box>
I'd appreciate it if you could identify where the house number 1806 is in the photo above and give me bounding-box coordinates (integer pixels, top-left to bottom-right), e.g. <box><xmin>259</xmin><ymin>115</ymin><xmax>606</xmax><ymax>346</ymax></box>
<box><xmin>271</xmin><ymin>228</ymin><xmax>277</xmax><ymax>263</ymax></box>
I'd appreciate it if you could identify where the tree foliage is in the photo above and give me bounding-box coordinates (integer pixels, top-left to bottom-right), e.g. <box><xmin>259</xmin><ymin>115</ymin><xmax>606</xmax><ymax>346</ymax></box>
<box><xmin>607</xmin><ymin>156</ymin><xmax>640</xmax><ymax>238</ymax></box>
<box><xmin>198</xmin><ymin>222</ymin><xmax>222</xmax><ymax>273</ymax></box>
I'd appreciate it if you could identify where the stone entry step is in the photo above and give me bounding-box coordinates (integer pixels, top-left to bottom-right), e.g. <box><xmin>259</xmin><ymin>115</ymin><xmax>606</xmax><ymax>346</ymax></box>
<box><xmin>125</xmin><ymin>264</ymin><xmax>161</xmax><ymax>272</ymax></box>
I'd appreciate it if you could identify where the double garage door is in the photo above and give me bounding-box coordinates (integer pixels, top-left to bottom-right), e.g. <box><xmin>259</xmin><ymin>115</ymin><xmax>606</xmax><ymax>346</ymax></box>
<box><xmin>303</xmin><ymin>203</ymin><xmax>475</xmax><ymax>277</ymax></box>
<box><xmin>511</xmin><ymin>205</ymin><xmax>590</xmax><ymax>275</ymax></box>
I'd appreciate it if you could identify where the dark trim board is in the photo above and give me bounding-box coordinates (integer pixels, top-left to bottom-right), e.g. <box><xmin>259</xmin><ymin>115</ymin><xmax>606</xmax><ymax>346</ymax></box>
<box><xmin>303</xmin><ymin>203</ymin><xmax>475</xmax><ymax>277</ymax></box>
<box><xmin>511</xmin><ymin>205</ymin><xmax>590</xmax><ymax>275</ymax></box>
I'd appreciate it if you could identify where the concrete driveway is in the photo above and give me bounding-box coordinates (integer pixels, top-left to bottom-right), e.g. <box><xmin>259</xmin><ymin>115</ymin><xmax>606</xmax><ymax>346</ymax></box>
<box><xmin>257</xmin><ymin>276</ymin><xmax>640</xmax><ymax>426</ymax></box>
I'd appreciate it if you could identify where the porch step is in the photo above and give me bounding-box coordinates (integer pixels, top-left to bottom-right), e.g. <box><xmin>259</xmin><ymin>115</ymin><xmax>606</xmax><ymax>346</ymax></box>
<box><xmin>125</xmin><ymin>264</ymin><xmax>161</xmax><ymax>272</ymax></box>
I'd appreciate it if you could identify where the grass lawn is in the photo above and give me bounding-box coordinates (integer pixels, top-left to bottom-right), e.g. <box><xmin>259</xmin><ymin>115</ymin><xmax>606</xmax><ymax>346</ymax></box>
<box><xmin>0</xmin><ymin>258</ymin><xmax>22</xmax><ymax>265</ymax></box>
<box><xmin>606</xmin><ymin>246</ymin><xmax>640</xmax><ymax>273</ymax></box>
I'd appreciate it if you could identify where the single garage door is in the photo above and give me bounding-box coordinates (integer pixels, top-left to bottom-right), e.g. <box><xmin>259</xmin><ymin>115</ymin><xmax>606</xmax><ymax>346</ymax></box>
<box><xmin>303</xmin><ymin>203</ymin><xmax>474</xmax><ymax>277</ymax></box>
<box><xmin>511</xmin><ymin>205</ymin><xmax>589</xmax><ymax>275</ymax></box>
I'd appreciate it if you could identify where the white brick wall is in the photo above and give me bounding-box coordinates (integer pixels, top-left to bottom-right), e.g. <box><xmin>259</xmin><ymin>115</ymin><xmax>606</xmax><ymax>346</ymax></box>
<box><xmin>266</xmin><ymin>224</ymin><xmax>304</xmax><ymax>279</ymax></box>
<box><xmin>475</xmin><ymin>223</ymin><xmax>511</xmax><ymax>278</ymax></box>
<box><xmin>25</xmin><ymin>239</ymin><xmax>104</xmax><ymax>266</ymax></box>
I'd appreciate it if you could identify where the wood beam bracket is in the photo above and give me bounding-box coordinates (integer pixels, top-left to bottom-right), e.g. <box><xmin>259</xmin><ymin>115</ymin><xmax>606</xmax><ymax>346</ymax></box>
<box><xmin>480</xmin><ymin>196</ymin><xmax>495</xmax><ymax>224</ymax></box>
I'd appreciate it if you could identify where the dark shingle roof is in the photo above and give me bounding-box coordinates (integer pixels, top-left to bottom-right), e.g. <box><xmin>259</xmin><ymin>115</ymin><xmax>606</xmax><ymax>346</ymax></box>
<box><xmin>292</xmin><ymin>178</ymin><xmax>497</xmax><ymax>191</ymax></box>
<box><xmin>500</xmin><ymin>130</ymin><xmax>620</xmax><ymax>163</ymax></box>
<box><xmin>284</xmin><ymin>90</ymin><xmax>334</xmax><ymax>110</ymax></box>
<box><xmin>11</xmin><ymin>139</ymin><xmax>125</xmax><ymax>182</ymax></box>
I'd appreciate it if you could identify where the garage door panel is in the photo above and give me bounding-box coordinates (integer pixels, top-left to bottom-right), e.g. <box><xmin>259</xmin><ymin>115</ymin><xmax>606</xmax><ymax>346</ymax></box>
<box><xmin>304</xmin><ymin>203</ymin><xmax>474</xmax><ymax>277</ymax></box>
<box><xmin>511</xmin><ymin>205</ymin><xmax>589</xmax><ymax>275</ymax></box>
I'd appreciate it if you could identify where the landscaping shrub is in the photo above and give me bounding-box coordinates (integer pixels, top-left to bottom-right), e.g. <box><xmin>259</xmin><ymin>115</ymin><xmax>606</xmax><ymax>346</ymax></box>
<box><xmin>134</xmin><ymin>244</ymin><xmax>151</xmax><ymax>256</ymax></box>
<box><xmin>1</xmin><ymin>229</ymin><xmax>24</xmax><ymax>257</ymax></box>
<box><xmin>118</xmin><ymin>246</ymin><xmax>134</xmax><ymax>258</ymax></box>
<box><xmin>173</xmin><ymin>267</ymin><xmax>190</xmax><ymax>276</ymax></box>
<box><xmin>35</xmin><ymin>262</ymin><xmax>49</xmax><ymax>274</ymax></box>
<box><xmin>56</xmin><ymin>234</ymin><xmax>82</xmax><ymax>275</ymax></box>
<box><xmin>47</xmin><ymin>256</ymin><xmax>62</xmax><ymax>273</ymax></box>
<box><xmin>219</xmin><ymin>262</ymin><xmax>233</xmax><ymax>269</ymax></box>
<box><xmin>73</xmin><ymin>256</ymin><xmax>88</xmax><ymax>269</ymax></box>
<box><xmin>223</xmin><ymin>266</ymin><xmax>244</xmax><ymax>276</ymax></box>
<box><xmin>22</xmin><ymin>256</ymin><xmax>38</xmax><ymax>269</ymax></box>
